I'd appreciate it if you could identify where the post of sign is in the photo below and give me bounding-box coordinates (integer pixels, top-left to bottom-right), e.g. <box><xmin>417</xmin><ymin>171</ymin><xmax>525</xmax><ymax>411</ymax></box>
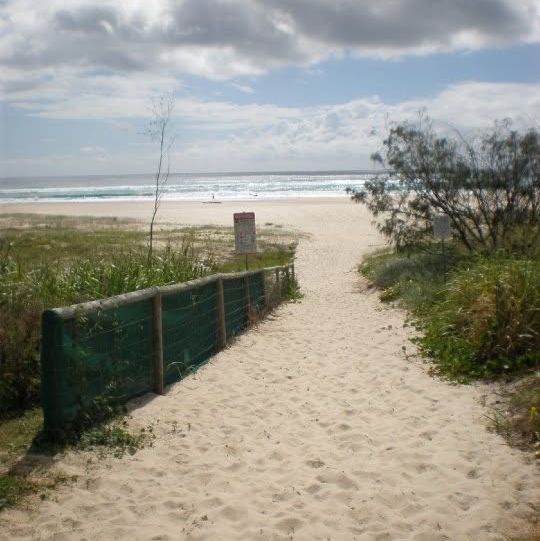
<box><xmin>432</xmin><ymin>214</ymin><xmax>451</xmax><ymax>280</ymax></box>
<box><xmin>234</xmin><ymin>212</ymin><xmax>257</xmax><ymax>270</ymax></box>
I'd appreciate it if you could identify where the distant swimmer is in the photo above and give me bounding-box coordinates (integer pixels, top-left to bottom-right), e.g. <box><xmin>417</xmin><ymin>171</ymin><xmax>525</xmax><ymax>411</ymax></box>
<box><xmin>203</xmin><ymin>192</ymin><xmax>222</xmax><ymax>204</ymax></box>
<box><xmin>249</xmin><ymin>192</ymin><xmax>258</xmax><ymax>197</ymax></box>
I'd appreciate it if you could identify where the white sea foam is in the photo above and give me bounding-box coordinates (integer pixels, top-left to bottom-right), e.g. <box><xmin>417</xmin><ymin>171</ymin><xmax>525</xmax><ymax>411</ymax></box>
<box><xmin>0</xmin><ymin>172</ymin><xmax>375</xmax><ymax>202</ymax></box>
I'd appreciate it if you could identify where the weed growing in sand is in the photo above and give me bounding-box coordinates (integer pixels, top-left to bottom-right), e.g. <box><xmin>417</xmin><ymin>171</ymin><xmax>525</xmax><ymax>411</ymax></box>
<box><xmin>485</xmin><ymin>374</ymin><xmax>540</xmax><ymax>450</ymax></box>
<box><xmin>285</xmin><ymin>275</ymin><xmax>304</xmax><ymax>303</ymax></box>
<box><xmin>76</xmin><ymin>417</ymin><xmax>156</xmax><ymax>459</ymax></box>
<box><xmin>0</xmin><ymin>474</ymin><xmax>32</xmax><ymax>510</ymax></box>
<box><xmin>0</xmin><ymin>408</ymin><xmax>75</xmax><ymax>510</ymax></box>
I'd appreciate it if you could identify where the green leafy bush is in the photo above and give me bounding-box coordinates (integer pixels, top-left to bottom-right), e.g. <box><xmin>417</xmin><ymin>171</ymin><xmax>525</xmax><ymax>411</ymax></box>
<box><xmin>417</xmin><ymin>257</ymin><xmax>540</xmax><ymax>379</ymax></box>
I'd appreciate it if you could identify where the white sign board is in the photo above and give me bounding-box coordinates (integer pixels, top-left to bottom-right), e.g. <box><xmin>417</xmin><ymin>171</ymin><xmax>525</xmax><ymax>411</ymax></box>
<box><xmin>432</xmin><ymin>214</ymin><xmax>451</xmax><ymax>240</ymax></box>
<box><xmin>234</xmin><ymin>212</ymin><xmax>257</xmax><ymax>255</ymax></box>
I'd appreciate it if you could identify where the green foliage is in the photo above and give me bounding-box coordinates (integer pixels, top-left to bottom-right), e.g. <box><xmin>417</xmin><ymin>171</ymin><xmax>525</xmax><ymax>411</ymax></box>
<box><xmin>360</xmin><ymin>246</ymin><xmax>457</xmax><ymax>309</ymax></box>
<box><xmin>418</xmin><ymin>257</ymin><xmax>540</xmax><ymax>379</ymax></box>
<box><xmin>77</xmin><ymin>418</ymin><xmax>154</xmax><ymax>459</ymax></box>
<box><xmin>285</xmin><ymin>274</ymin><xmax>303</xmax><ymax>303</ymax></box>
<box><xmin>0</xmin><ymin>475</ymin><xmax>31</xmax><ymax>510</ymax></box>
<box><xmin>361</xmin><ymin>247</ymin><xmax>540</xmax><ymax>380</ymax></box>
<box><xmin>349</xmin><ymin>118</ymin><xmax>540</xmax><ymax>253</ymax></box>
<box><xmin>0</xmin><ymin>246</ymin><xmax>208</xmax><ymax>416</ymax></box>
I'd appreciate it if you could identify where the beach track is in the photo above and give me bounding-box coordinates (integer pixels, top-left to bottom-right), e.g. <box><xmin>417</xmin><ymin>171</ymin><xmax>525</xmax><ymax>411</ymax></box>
<box><xmin>1</xmin><ymin>199</ymin><xmax>539</xmax><ymax>541</ymax></box>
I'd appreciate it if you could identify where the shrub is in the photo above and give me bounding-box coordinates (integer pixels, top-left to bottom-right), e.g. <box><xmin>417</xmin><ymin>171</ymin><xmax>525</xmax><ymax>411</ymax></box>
<box><xmin>417</xmin><ymin>257</ymin><xmax>540</xmax><ymax>379</ymax></box>
<box><xmin>360</xmin><ymin>246</ymin><xmax>459</xmax><ymax>309</ymax></box>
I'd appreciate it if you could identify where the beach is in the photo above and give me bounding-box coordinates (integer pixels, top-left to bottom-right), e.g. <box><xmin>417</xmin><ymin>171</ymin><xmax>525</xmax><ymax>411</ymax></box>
<box><xmin>1</xmin><ymin>197</ymin><xmax>538</xmax><ymax>541</ymax></box>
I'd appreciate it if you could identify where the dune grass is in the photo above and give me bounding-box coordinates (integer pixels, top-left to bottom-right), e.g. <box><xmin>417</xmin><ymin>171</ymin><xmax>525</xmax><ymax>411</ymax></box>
<box><xmin>360</xmin><ymin>243</ymin><xmax>540</xmax><ymax>452</ymax></box>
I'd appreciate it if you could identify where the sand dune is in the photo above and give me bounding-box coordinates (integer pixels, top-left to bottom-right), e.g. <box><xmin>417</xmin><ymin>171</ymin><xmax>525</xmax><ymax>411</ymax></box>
<box><xmin>1</xmin><ymin>198</ymin><xmax>538</xmax><ymax>541</ymax></box>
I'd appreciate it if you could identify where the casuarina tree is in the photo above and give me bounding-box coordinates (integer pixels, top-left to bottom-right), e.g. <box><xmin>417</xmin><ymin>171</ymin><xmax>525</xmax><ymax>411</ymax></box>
<box><xmin>348</xmin><ymin>117</ymin><xmax>540</xmax><ymax>253</ymax></box>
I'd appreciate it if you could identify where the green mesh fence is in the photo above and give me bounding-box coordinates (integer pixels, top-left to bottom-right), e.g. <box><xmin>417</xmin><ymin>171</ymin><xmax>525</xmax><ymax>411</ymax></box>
<box><xmin>41</xmin><ymin>295</ymin><xmax>155</xmax><ymax>435</ymax></box>
<box><xmin>248</xmin><ymin>271</ymin><xmax>266</xmax><ymax>313</ymax></box>
<box><xmin>162</xmin><ymin>281</ymin><xmax>219</xmax><ymax>386</ymax></box>
<box><xmin>41</xmin><ymin>266</ymin><xmax>291</xmax><ymax>438</ymax></box>
<box><xmin>223</xmin><ymin>277</ymin><xmax>249</xmax><ymax>339</ymax></box>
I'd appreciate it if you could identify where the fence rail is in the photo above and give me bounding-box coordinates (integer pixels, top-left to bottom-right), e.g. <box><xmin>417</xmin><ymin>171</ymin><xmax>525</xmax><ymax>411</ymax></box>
<box><xmin>41</xmin><ymin>263</ymin><xmax>294</xmax><ymax>438</ymax></box>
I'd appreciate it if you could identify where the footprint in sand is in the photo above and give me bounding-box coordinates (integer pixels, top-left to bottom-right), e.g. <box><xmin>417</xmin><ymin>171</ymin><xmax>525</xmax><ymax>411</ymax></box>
<box><xmin>305</xmin><ymin>458</ymin><xmax>325</xmax><ymax>468</ymax></box>
<box><xmin>316</xmin><ymin>472</ymin><xmax>358</xmax><ymax>490</ymax></box>
<box><xmin>275</xmin><ymin>517</ymin><xmax>303</xmax><ymax>534</ymax></box>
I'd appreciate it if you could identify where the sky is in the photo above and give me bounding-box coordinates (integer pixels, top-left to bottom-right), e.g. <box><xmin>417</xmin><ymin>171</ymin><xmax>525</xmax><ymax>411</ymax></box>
<box><xmin>1</xmin><ymin>0</ymin><xmax>539</xmax><ymax>177</ymax></box>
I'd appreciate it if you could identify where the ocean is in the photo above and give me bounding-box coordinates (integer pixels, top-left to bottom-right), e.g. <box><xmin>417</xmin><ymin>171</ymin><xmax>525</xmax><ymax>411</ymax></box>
<box><xmin>0</xmin><ymin>171</ymin><xmax>376</xmax><ymax>203</ymax></box>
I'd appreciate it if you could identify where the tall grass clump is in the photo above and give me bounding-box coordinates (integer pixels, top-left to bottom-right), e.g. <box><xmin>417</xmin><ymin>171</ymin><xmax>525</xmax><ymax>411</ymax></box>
<box><xmin>417</xmin><ymin>257</ymin><xmax>540</xmax><ymax>380</ymax></box>
<box><xmin>0</xmin><ymin>242</ymin><xmax>211</xmax><ymax>416</ymax></box>
<box><xmin>360</xmin><ymin>247</ymin><xmax>462</xmax><ymax>308</ymax></box>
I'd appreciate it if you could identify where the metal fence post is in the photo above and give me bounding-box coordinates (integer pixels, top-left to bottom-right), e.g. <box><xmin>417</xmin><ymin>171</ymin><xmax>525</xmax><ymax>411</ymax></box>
<box><xmin>216</xmin><ymin>277</ymin><xmax>227</xmax><ymax>348</ymax></box>
<box><xmin>152</xmin><ymin>289</ymin><xmax>164</xmax><ymax>395</ymax></box>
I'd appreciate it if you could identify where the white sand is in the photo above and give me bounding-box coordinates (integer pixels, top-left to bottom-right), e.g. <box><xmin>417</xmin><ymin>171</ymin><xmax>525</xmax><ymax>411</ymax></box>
<box><xmin>1</xmin><ymin>198</ymin><xmax>538</xmax><ymax>541</ymax></box>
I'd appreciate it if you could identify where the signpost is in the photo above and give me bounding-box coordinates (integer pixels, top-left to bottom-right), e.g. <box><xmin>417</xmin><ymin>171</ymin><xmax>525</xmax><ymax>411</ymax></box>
<box><xmin>234</xmin><ymin>212</ymin><xmax>256</xmax><ymax>269</ymax></box>
<box><xmin>432</xmin><ymin>214</ymin><xmax>451</xmax><ymax>279</ymax></box>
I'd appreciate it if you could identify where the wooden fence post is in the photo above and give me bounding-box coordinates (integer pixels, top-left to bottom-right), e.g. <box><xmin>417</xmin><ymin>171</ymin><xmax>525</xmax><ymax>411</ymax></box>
<box><xmin>41</xmin><ymin>310</ymin><xmax>64</xmax><ymax>439</ymax></box>
<box><xmin>216</xmin><ymin>277</ymin><xmax>227</xmax><ymax>348</ymax></box>
<box><xmin>152</xmin><ymin>289</ymin><xmax>164</xmax><ymax>395</ymax></box>
<box><xmin>245</xmin><ymin>274</ymin><xmax>251</xmax><ymax>320</ymax></box>
<box><xmin>275</xmin><ymin>268</ymin><xmax>280</xmax><ymax>301</ymax></box>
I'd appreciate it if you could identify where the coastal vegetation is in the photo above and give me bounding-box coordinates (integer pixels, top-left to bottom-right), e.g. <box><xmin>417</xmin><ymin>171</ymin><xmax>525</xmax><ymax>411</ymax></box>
<box><xmin>0</xmin><ymin>213</ymin><xmax>297</xmax><ymax>508</ymax></box>
<box><xmin>0</xmin><ymin>214</ymin><xmax>296</xmax><ymax>416</ymax></box>
<box><xmin>351</xmin><ymin>119</ymin><xmax>540</xmax><ymax>452</ymax></box>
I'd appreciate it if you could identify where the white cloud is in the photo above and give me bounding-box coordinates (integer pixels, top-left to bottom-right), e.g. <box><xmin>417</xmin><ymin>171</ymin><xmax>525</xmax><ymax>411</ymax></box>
<box><xmin>231</xmin><ymin>83</ymin><xmax>255</xmax><ymax>95</ymax></box>
<box><xmin>80</xmin><ymin>145</ymin><xmax>105</xmax><ymax>153</ymax></box>
<box><xmin>0</xmin><ymin>0</ymin><xmax>538</xmax><ymax>95</ymax></box>
<box><xmin>2</xmin><ymin>81</ymin><xmax>538</xmax><ymax>176</ymax></box>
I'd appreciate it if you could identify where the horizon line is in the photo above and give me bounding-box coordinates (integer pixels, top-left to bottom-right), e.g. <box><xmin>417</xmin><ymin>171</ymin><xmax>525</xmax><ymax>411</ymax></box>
<box><xmin>0</xmin><ymin>168</ymin><xmax>387</xmax><ymax>181</ymax></box>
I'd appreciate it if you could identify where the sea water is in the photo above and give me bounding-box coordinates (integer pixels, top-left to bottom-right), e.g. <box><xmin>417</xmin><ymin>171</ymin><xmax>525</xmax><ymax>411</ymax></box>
<box><xmin>0</xmin><ymin>171</ymin><xmax>376</xmax><ymax>202</ymax></box>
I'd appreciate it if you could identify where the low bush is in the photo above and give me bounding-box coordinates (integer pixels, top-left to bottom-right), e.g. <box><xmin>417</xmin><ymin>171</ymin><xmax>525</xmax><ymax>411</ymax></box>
<box><xmin>417</xmin><ymin>257</ymin><xmax>540</xmax><ymax>379</ymax></box>
<box><xmin>360</xmin><ymin>245</ymin><xmax>461</xmax><ymax>309</ymax></box>
<box><xmin>361</xmin><ymin>248</ymin><xmax>540</xmax><ymax>380</ymax></box>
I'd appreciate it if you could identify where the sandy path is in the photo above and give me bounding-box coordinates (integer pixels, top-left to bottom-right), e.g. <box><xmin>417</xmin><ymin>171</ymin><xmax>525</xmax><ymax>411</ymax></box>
<box><xmin>1</xmin><ymin>199</ymin><xmax>538</xmax><ymax>541</ymax></box>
